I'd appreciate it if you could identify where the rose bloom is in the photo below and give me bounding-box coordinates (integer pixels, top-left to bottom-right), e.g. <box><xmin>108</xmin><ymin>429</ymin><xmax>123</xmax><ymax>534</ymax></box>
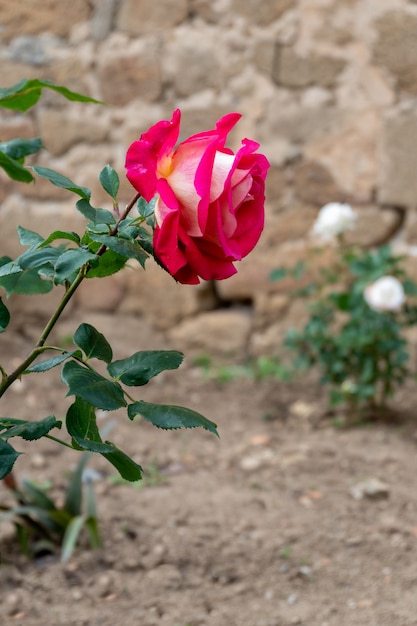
<box><xmin>125</xmin><ymin>109</ymin><xmax>269</xmax><ymax>284</ymax></box>
<box><xmin>311</xmin><ymin>202</ymin><xmax>357</xmax><ymax>240</ymax></box>
<box><xmin>364</xmin><ymin>275</ymin><xmax>405</xmax><ymax>312</ymax></box>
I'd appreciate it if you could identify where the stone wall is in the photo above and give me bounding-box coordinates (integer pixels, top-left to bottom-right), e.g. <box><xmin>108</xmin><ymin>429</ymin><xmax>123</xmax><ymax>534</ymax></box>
<box><xmin>1</xmin><ymin>0</ymin><xmax>417</xmax><ymax>358</ymax></box>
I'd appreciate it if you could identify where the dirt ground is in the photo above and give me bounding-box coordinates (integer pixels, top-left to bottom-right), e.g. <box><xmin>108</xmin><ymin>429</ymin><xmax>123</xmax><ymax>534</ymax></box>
<box><xmin>2</xmin><ymin>312</ymin><xmax>417</xmax><ymax>626</ymax></box>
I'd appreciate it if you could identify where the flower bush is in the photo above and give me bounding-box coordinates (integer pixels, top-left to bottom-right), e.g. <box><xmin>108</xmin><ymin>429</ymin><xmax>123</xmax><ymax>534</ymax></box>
<box><xmin>0</xmin><ymin>80</ymin><xmax>269</xmax><ymax>487</ymax></box>
<box><xmin>272</xmin><ymin>203</ymin><xmax>417</xmax><ymax>418</ymax></box>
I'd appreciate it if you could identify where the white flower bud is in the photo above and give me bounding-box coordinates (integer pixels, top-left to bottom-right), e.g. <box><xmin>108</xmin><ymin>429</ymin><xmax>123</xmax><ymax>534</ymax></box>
<box><xmin>311</xmin><ymin>202</ymin><xmax>357</xmax><ymax>240</ymax></box>
<box><xmin>364</xmin><ymin>276</ymin><xmax>405</xmax><ymax>312</ymax></box>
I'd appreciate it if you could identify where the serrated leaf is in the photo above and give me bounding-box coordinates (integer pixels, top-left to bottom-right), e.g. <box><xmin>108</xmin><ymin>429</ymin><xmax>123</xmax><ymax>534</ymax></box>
<box><xmin>0</xmin><ymin>137</ymin><xmax>42</xmax><ymax>160</ymax></box>
<box><xmin>25</xmin><ymin>350</ymin><xmax>81</xmax><ymax>373</ymax></box>
<box><xmin>127</xmin><ymin>401</ymin><xmax>219</xmax><ymax>436</ymax></box>
<box><xmin>0</xmin><ymin>258</ymin><xmax>20</xmax><ymax>278</ymax></box>
<box><xmin>108</xmin><ymin>350</ymin><xmax>183</xmax><ymax>386</ymax></box>
<box><xmin>65</xmin><ymin>398</ymin><xmax>142</xmax><ymax>482</ymax></box>
<box><xmin>103</xmin><ymin>448</ymin><xmax>143</xmax><ymax>482</ymax></box>
<box><xmin>99</xmin><ymin>165</ymin><xmax>120</xmax><ymax>200</ymax></box>
<box><xmin>85</xmin><ymin>248</ymin><xmax>127</xmax><ymax>278</ymax></box>
<box><xmin>0</xmin><ymin>78</ymin><xmax>102</xmax><ymax>112</ymax></box>
<box><xmin>88</xmin><ymin>234</ymin><xmax>148</xmax><ymax>268</ymax></box>
<box><xmin>40</xmin><ymin>230</ymin><xmax>81</xmax><ymax>247</ymax></box>
<box><xmin>18</xmin><ymin>246</ymin><xmax>62</xmax><ymax>270</ymax></box>
<box><xmin>32</xmin><ymin>166</ymin><xmax>91</xmax><ymax>200</ymax></box>
<box><xmin>0</xmin><ymin>297</ymin><xmax>10</xmax><ymax>333</ymax></box>
<box><xmin>0</xmin><ymin>267</ymin><xmax>53</xmax><ymax>296</ymax></box>
<box><xmin>76</xmin><ymin>199</ymin><xmax>115</xmax><ymax>225</ymax></box>
<box><xmin>0</xmin><ymin>439</ymin><xmax>20</xmax><ymax>479</ymax></box>
<box><xmin>54</xmin><ymin>248</ymin><xmax>97</xmax><ymax>283</ymax></box>
<box><xmin>0</xmin><ymin>415</ymin><xmax>62</xmax><ymax>441</ymax></box>
<box><xmin>62</xmin><ymin>361</ymin><xmax>126</xmax><ymax>411</ymax></box>
<box><xmin>73</xmin><ymin>323</ymin><xmax>113</xmax><ymax>363</ymax></box>
<box><xmin>0</xmin><ymin>150</ymin><xmax>34</xmax><ymax>182</ymax></box>
<box><xmin>66</xmin><ymin>397</ymin><xmax>114</xmax><ymax>453</ymax></box>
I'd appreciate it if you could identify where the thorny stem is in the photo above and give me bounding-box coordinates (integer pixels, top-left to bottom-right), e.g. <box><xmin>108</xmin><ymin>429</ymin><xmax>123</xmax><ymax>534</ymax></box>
<box><xmin>0</xmin><ymin>192</ymin><xmax>141</xmax><ymax>398</ymax></box>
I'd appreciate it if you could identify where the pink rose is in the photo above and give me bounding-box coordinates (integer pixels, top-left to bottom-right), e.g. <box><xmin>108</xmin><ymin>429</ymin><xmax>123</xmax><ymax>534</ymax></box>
<box><xmin>125</xmin><ymin>109</ymin><xmax>269</xmax><ymax>284</ymax></box>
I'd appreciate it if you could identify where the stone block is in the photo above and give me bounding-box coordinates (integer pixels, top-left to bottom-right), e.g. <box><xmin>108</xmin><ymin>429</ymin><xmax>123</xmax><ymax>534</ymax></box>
<box><xmin>231</xmin><ymin>0</ymin><xmax>292</xmax><ymax>25</ymax></box>
<box><xmin>98</xmin><ymin>45</ymin><xmax>162</xmax><ymax>105</ymax></box>
<box><xmin>293</xmin><ymin>161</ymin><xmax>343</xmax><ymax>207</ymax></box>
<box><xmin>117</xmin><ymin>0</ymin><xmax>188</xmax><ymax>34</ymax></box>
<box><xmin>118</xmin><ymin>258</ymin><xmax>218</xmax><ymax>330</ymax></box>
<box><xmin>0</xmin><ymin>0</ymin><xmax>92</xmax><ymax>41</ymax></box>
<box><xmin>47</xmin><ymin>57</ymin><xmax>91</xmax><ymax>98</ymax></box>
<box><xmin>273</xmin><ymin>47</ymin><xmax>346</xmax><ymax>88</ymax></box>
<box><xmin>91</xmin><ymin>0</ymin><xmax>118</xmax><ymax>41</ymax></box>
<box><xmin>37</xmin><ymin>107</ymin><xmax>109</xmax><ymax>156</ymax></box>
<box><xmin>167</xmin><ymin>309</ymin><xmax>252</xmax><ymax>358</ymax></box>
<box><xmin>163</xmin><ymin>28</ymin><xmax>223</xmax><ymax>98</ymax></box>
<box><xmin>379</xmin><ymin>110</ymin><xmax>417</xmax><ymax>208</ymax></box>
<box><xmin>372</xmin><ymin>11</ymin><xmax>417</xmax><ymax>94</ymax></box>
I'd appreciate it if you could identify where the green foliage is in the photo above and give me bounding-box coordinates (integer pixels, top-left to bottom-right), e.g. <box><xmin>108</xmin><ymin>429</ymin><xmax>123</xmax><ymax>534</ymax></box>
<box><xmin>0</xmin><ymin>452</ymin><xmax>101</xmax><ymax>562</ymax></box>
<box><xmin>0</xmin><ymin>77</ymin><xmax>221</xmax><ymax>564</ymax></box>
<box><xmin>278</xmin><ymin>245</ymin><xmax>417</xmax><ymax>414</ymax></box>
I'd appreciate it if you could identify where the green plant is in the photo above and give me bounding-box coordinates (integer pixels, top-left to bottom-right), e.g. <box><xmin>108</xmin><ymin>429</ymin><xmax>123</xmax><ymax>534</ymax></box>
<box><xmin>1</xmin><ymin>451</ymin><xmax>100</xmax><ymax>562</ymax></box>
<box><xmin>274</xmin><ymin>243</ymin><xmax>417</xmax><ymax>418</ymax></box>
<box><xmin>0</xmin><ymin>78</ymin><xmax>268</xmax><ymax>562</ymax></box>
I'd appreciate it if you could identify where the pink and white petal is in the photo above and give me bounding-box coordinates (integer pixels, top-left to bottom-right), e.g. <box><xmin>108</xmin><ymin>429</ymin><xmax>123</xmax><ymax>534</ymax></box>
<box><xmin>125</xmin><ymin>110</ymin><xmax>181</xmax><ymax>201</ymax></box>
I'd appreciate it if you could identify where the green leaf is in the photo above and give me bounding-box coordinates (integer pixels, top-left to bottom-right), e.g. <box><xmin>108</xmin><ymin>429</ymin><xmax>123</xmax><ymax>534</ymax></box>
<box><xmin>17</xmin><ymin>226</ymin><xmax>45</xmax><ymax>247</ymax></box>
<box><xmin>0</xmin><ymin>267</ymin><xmax>53</xmax><ymax>296</ymax></box>
<box><xmin>61</xmin><ymin>361</ymin><xmax>126</xmax><ymax>411</ymax></box>
<box><xmin>76</xmin><ymin>199</ymin><xmax>115</xmax><ymax>225</ymax></box>
<box><xmin>65</xmin><ymin>398</ymin><xmax>142</xmax><ymax>481</ymax></box>
<box><xmin>0</xmin><ymin>257</ymin><xmax>20</xmax><ymax>278</ymax></box>
<box><xmin>0</xmin><ymin>137</ymin><xmax>42</xmax><ymax>160</ymax></box>
<box><xmin>0</xmin><ymin>415</ymin><xmax>62</xmax><ymax>441</ymax></box>
<box><xmin>31</xmin><ymin>166</ymin><xmax>91</xmax><ymax>200</ymax></box>
<box><xmin>18</xmin><ymin>246</ymin><xmax>62</xmax><ymax>270</ymax></box>
<box><xmin>0</xmin><ymin>78</ymin><xmax>102</xmax><ymax>112</ymax></box>
<box><xmin>103</xmin><ymin>448</ymin><xmax>143</xmax><ymax>482</ymax></box>
<box><xmin>85</xmin><ymin>248</ymin><xmax>127</xmax><ymax>278</ymax></box>
<box><xmin>108</xmin><ymin>350</ymin><xmax>183</xmax><ymax>386</ymax></box>
<box><xmin>0</xmin><ymin>150</ymin><xmax>33</xmax><ymax>182</ymax></box>
<box><xmin>25</xmin><ymin>351</ymin><xmax>81</xmax><ymax>373</ymax></box>
<box><xmin>270</xmin><ymin>267</ymin><xmax>287</xmax><ymax>281</ymax></box>
<box><xmin>137</xmin><ymin>196</ymin><xmax>157</xmax><ymax>218</ymax></box>
<box><xmin>73</xmin><ymin>323</ymin><xmax>113</xmax><ymax>363</ymax></box>
<box><xmin>40</xmin><ymin>230</ymin><xmax>81</xmax><ymax>247</ymax></box>
<box><xmin>0</xmin><ymin>298</ymin><xmax>10</xmax><ymax>333</ymax></box>
<box><xmin>127</xmin><ymin>400</ymin><xmax>219</xmax><ymax>436</ymax></box>
<box><xmin>66</xmin><ymin>398</ymin><xmax>114</xmax><ymax>453</ymax></box>
<box><xmin>64</xmin><ymin>448</ymin><xmax>92</xmax><ymax>516</ymax></box>
<box><xmin>54</xmin><ymin>248</ymin><xmax>97</xmax><ymax>283</ymax></box>
<box><xmin>0</xmin><ymin>439</ymin><xmax>21</xmax><ymax>479</ymax></box>
<box><xmin>20</xmin><ymin>478</ymin><xmax>57</xmax><ymax>511</ymax></box>
<box><xmin>99</xmin><ymin>165</ymin><xmax>120</xmax><ymax>200</ymax></box>
<box><xmin>88</xmin><ymin>233</ymin><xmax>148</xmax><ymax>268</ymax></box>
<box><xmin>61</xmin><ymin>514</ymin><xmax>88</xmax><ymax>563</ymax></box>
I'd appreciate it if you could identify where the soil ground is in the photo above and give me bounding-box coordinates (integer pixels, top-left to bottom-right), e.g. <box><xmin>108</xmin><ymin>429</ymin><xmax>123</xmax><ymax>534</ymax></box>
<box><xmin>2</xmin><ymin>312</ymin><xmax>417</xmax><ymax>626</ymax></box>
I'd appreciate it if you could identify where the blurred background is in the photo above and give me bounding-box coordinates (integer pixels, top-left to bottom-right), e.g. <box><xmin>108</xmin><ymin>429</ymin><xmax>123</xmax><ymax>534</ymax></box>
<box><xmin>1</xmin><ymin>0</ymin><xmax>417</xmax><ymax>360</ymax></box>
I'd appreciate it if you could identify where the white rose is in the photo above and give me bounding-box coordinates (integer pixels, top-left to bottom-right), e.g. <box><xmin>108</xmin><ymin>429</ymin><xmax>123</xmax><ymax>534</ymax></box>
<box><xmin>311</xmin><ymin>202</ymin><xmax>357</xmax><ymax>240</ymax></box>
<box><xmin>364</xmin><ymin>276</ymin><xmax>405</xmax><ymax>312</ymax></box>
